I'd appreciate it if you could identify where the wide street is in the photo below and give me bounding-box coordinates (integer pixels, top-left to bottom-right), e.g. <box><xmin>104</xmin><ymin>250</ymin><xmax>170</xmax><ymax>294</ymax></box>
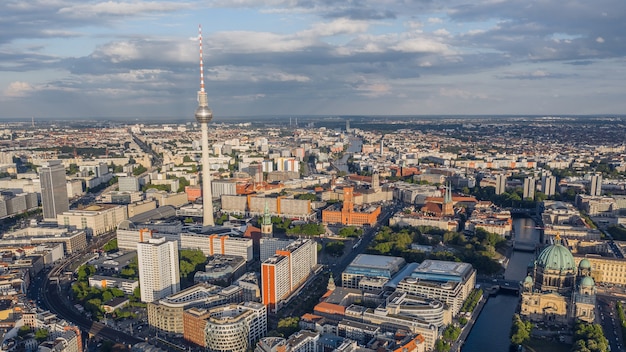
<box><xmin>597</xmin><ymin>294</ymin><xmax>624</xmax><ymax>352</ymax></box>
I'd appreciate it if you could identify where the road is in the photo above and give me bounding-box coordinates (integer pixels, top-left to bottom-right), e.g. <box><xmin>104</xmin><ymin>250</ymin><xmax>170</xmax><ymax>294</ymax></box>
<box><xmin>597</xmin><ymin>294</ymin><xmax>624</xmax><ymax>352</ymax></box>
<box><xmin>329</xmin><ymin>202</ymin><xmax>400</xmax><ymax>280</ymax></box>
<box><xmin>40</xmin><ymin>232</ymin><xmax>143</xmax><ymax>347</ymax></box>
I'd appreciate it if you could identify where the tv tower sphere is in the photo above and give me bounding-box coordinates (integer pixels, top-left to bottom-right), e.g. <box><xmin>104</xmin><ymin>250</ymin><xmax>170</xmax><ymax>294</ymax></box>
<box><xmin>195</xmin><ymin>96</ymin><xmax>213</xmax><ymax>124</ymax></box>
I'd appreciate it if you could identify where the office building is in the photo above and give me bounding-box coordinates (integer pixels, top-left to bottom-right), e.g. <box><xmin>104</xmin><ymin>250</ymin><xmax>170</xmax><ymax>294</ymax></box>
<box><xmin>118</xmin><ymin>176</ymin><xmax>140</xmax><ymax>192</ymax></box>
<box><xmin>39</xmin><ymin>160</ymin><xmax>69</xmax><ymax>220</ymax></box>
<box><xmin>137</xmin><ymin>237</ymin><xmax>180</xmax><ymax>303</ymax></box>
<box><xmin>148</xmin><ymin>283</ymin><xmax>242</xmax><ymax>334</ymax></box>
<box><xmin>201</xmin><ymin>302</ymin><xmax>267</xmax><ymax>352</ymax></box>
<box><xmin>57</xmin><ymin>204</ymin><xmax>127</xmax><ymax>236</ymax></box>
<box><xmin>396</xmin><ymin>260</ymin><xmax>476</xmax><ymax>316</ymax></box>
<box><xmin>342</xmin><ymin>254</ymin><xmax>406</xmax><ymax>289</ymax></box>
<box><xmin>261</xmin><ymin>239</ymin><xmax>317</xmax><ymax>312</ymax></box>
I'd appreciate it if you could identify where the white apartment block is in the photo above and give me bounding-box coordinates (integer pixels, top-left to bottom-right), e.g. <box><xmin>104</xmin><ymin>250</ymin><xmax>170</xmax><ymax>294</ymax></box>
<box><xmin>261</xmin><ymin>239</ymin><xmax>317</xmax><ymax>312</ymax></box>
<box><xmin>138</xmin><ymin>237</ymin><xmax>180</xmax><ymax>303</ymax></box>
<box><xmin>180</xmin><ymin>233</ymin><xmax>253</xmax><ymax>261</ymax></box>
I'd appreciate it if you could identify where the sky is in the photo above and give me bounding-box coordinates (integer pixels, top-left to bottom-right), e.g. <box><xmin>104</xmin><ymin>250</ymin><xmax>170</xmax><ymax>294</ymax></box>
<box><xmin>1</xmin><ymin>0</ymin><xmax>626</xmax><ymax>120</ymax></box>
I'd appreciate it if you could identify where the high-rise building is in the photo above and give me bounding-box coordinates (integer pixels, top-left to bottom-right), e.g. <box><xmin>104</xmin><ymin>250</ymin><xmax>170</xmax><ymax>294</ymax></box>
<box><xmin>495</xmin><ymin>174</ymin><xmax>507</xmax><ymax>195</ymax></box>
<box><xmin>137</xmin><ymin>237</ymin><xmax>180</xmax><ymax>303</ymax></box>
<box><xmin>590</xmin><ymin>174</ymin><xmax>602</xmax><ymax>196</ymax></box>
<box><xmin>523</xmin><ymin>177</ymin><xmax>536</xmax><ymax>200</ymax></box>
<box><xmin>39</xmin><ymin>160</ymin><xmax>69</xmax><ymax>220</ymax></box>
<box><xmin>194</xmin><ymin>25</ymin><xmax>215</xmax><ymax>226</ymax></box>
<box><xmin>261</xmin><ymin>239</ymin><xmax>317</xmax><ymax>312</ymax></box>
<box><xmin>541</xmin><ymin>174</ymin><xmax>556</xmax><ymax>196</ymax></box>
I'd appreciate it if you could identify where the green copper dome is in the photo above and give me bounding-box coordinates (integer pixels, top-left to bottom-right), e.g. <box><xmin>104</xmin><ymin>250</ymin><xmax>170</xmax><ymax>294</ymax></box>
<box><xmin>581</xmin><ymin>276</ymin><xmax>595</xmax><ymax>287</ymax></box>
<box><xmin>579</xmin><ymin>259</ymin><xmax>591</xmax><ymax>269</ymax></box>
<box><xmin>536</xmin><ymin>243</ymin><xmax>575</xmax><ymax>271</ymax></box>
<box><xmin>524</xmin><ymin>275</ymin><xmax>533</xmax><ymax>284</ymax></box>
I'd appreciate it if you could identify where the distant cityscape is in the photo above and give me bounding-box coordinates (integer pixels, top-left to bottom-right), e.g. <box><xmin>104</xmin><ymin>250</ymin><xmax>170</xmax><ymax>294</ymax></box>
<box><xmin>0</xmin><ymin>114</ymin><xmax>625</xmax><ymax>352</ymax></box>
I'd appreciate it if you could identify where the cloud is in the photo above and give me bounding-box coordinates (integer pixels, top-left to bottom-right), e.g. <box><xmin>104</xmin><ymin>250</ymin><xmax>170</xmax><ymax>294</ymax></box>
<box><xmin>3</xmin><ymin>81</ymin><xmax>35</xmax><ymax>98</ymax></box>
<box><xmin>57</xmin><ymin>1</ymin><xmax>190</xmax><ymax>18</ymax></box>
<box><xmin>355</xmin><ymin>82</ymin><xmax>391</xmax><ymax>97</ymax></box>
<box><xmin>497</xmin><ymin>70</ymin><xmax>569</xmax><ymax>80</ymax></box>
<box><xmin>439</xmin><ymin>88</ymin><xmax>488</xmax><ymax>100</ymax></box>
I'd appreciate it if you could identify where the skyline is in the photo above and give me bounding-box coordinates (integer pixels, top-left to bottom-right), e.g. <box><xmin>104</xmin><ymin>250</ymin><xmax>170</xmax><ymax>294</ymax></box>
<box><xmin>1</xmin><ymin>0</ymin><xmax>626</xmax><ymax>119</ymax></box>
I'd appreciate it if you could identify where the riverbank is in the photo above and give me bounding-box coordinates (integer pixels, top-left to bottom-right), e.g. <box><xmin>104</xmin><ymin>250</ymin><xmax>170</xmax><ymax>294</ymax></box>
<box><xmin>453</xmin><ymin>292</ymin><xmax>489</xmax><ymax>352</ymax></box>
<box><xmin>462</xmin><ymin>218</ymin><xmax>540</xmax><ymax>351</ymax></box>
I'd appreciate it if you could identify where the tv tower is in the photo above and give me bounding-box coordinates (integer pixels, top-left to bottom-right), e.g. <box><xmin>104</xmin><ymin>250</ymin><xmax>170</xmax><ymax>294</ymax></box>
<box><xmin>195</xmin><ymin>25</ymin><xmax>215</xmax><ymax>226</ymax></box>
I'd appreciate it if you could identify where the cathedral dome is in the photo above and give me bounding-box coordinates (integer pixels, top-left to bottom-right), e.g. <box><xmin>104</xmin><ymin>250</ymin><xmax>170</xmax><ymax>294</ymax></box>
<box><xmin>581</xmin><ymin>276</ymin><xmax>595</xmax><ymax>287</ymax></box>
<box><xmin>536</xmin><ymin>242</ymin><xmax>575</xmax><ymax>271</ymax></box>
<box><xmin>579</xmin><ymin>258</ymin><xmax>591</xmax><ymax>269</ymax></box>
<box><xmin>524</xmin><ymin>275</ymin><xmax>533</xmax><ymax>284</ymax></box>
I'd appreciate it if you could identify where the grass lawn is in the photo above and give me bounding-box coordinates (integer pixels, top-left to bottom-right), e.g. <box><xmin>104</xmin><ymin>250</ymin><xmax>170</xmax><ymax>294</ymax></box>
<box><xmin>524</xmin><ymin>339</ymin><xmax>571</xmax><ymax>352</ymax></box>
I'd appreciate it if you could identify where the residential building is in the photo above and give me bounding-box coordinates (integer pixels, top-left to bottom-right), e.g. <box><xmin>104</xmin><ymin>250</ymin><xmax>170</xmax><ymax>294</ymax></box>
<box><xmin>138</xmin><ymin>237</ymin><xmax>180</xmax><ymax>303</ymax></box>
<box><xmin>261</xmin><ymin>239</ymin><xmax>317</xmax><ymax>312</ymax></box>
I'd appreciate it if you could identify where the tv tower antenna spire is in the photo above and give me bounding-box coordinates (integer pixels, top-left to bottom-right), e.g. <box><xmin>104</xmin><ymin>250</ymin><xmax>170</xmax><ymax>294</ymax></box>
<box><xmin>194</xmin><ymin>24</ymin><xmax>215</xmax><ymax>226</ymax></box>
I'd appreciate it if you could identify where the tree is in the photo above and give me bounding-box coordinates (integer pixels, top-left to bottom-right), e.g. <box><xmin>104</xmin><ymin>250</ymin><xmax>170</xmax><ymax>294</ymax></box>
<box><xmin>77</xmin><ymin>264</ymin><xmax>95</xmax><ymax>282</ymax></box>
<box><xmin>325</xmin><ymin>241</ymin><xmax>345</xmax><ymax>257</ymax></box>
<box><xmin>510</xmin><ymin>315</ymin><xmax>532</xmax><ymax>345</ymax></box>
<box><xmin>276</xmin><ymin>316</ymin><xmax>300</xmax><ymax>337</ymax></box>
<box><xmin>34</xmin><ymin>329</ymin><xmax>49</xmax><ymax>342</ymax></box>
<box><xmin>103</xmin><ymin>238</ymin><xmax>118</xmax><ymax>252</ymax></box>
<box><xmin>18</xmin><ymin>325</ymin><xmax>31</xmax><ymax>338</ymax></box>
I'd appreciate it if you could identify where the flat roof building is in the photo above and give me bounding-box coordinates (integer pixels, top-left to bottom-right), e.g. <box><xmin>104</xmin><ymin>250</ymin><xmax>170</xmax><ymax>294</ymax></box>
<box><xmin>342</xmin><ymin>254</ymin><xmax>406</xmax><ymax>289</ymax></box>
<box><xmin>396</xmin><ymin>260</ymin><xmax>476</xmax><ymax>316</ymax></box>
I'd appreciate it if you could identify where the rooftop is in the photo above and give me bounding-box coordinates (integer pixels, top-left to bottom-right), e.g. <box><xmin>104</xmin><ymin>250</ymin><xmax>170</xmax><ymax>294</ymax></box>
<box><xmin>348</xmin><ymin>254</ymin><xmax>406</xmax><ymax>270</ymax></box>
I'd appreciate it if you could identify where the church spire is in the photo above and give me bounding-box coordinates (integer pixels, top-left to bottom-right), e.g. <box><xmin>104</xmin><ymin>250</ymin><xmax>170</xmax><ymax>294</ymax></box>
<box><xmin>327</xmin><ymin>273</ymin><xmax>336</xmax><ymax>291</ymax></box>
<box><xmin>261</xmin><ymin>201</ymin><xmax>273</xmax><ymax>236</ymax></box>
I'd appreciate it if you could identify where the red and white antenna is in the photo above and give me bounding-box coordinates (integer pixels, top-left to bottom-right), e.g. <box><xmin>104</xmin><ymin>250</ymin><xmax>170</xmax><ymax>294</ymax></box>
<box><xmin>199</xmin><ymin>24</ymin><xmax>205</xmax><ymax>93</ymax></box>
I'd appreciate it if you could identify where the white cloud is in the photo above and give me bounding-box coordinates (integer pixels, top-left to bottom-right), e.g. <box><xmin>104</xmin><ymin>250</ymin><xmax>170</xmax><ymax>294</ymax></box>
<box><xmin>427</xmin><ymin>17</ymin><xmax>444</xmax><ymax>24</ymax></box>
<box><xmin>596</xmin><ymin>37</ymin><xmax>605</xmax><ymax>43</ymax></box>
<box><xmin>439</xmin><ymin>88</ymin><xmax>488</xmax><ymax>100</ymax></box>
<box><xmin>57</xmin><ymin>1</ymin><xmax>189</xmax><ymax>18</ymax></box>
<box><xmin>392</xmin><ymin>38</ymin><xmax>452</xmax><ymax>54</ymax></box>
<box><xmin>305</xmin><ymin>18</ymin><xmax>370</xmax><ymax>37</ymax></box>
<box><xmin>356</xmin><ymin>83</ymin><xmax>391</xmax><ymax>97</ymax></box>
<box><xmin>4</xmin><ymin>81</ymin><xmax>34</xmax><ymax>98</ymax></box>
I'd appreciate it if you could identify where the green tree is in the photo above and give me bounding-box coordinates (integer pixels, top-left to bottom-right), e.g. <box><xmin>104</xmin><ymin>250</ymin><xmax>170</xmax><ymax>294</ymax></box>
<box><xmin>34</xmin><ymin>329</ymin><xmax>49</xmax><ymax>342</ymax></box>
<box><xmin>103</xmin><ymin>238</ymin><xmax>118</xmax><ymax>252</ymax></box>
<box><xmin>77</xmin><ymin>264</ymin><xmax>96</xmax><ymax>282</ymax></box>
<box><xmin>510</xmin><ymin>315</ymin><xmax>532</xmax><ymax>345</ymax></box>
<box><xmin>17</xmin><ymin>325</ymin><xmax>31</xmax><ymax>338</ymax></box>
<box><xmin>276</xmin><ymin>316</ymin><xmax>300</xmax><ymax>337</ymax></box>
<box><xmin>325</xmin><ymin>241</ymin><xmax>345</xmax><ymax>257</ymax></box>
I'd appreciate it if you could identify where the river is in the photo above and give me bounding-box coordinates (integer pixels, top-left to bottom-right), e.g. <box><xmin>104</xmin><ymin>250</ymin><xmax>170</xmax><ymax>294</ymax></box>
<box><xmin>462</xmin><ymin>217</ymin><xmax>540</xmax><ymax>352</ymax></box>
<box><xmin>334</xmin><ymin>138</ymin><xmax>363</xmax><ymax>173</ymax></box>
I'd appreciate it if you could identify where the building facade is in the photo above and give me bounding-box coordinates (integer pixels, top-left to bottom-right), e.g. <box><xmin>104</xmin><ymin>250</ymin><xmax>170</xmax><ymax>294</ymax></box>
<box><xmin>138</xmin><ymin>237</ymin><xmax>180</xmax><ymax>303</ymax></box>
<box><xmin>40</xmin><ymin>160</ymin><xmax>70</xmax><ymax>220</ymax></box>
<box><xmin>261</xmin><ymin>239</ymin><xmax>317</xmax><ymax>312</ymax></box>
